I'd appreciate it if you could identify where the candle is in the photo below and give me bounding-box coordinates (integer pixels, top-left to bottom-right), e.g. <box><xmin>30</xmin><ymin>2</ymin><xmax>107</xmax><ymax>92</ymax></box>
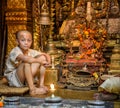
<box><xmin>51</xmin><ymin>56</ymin><xmax>55</xmax><ymax>69</ymax></box>
<box><xmin>50</xmin><ymin>83</ymin><xmax>55</xmax><ymax>91</ymax></box>
<box><xmin>86</xmin><ymin>2</ymin><xmax>92</xmax><ymax>22</ymax></box>
<box><xmin>50</xmin><ymin>84</ymin><xmax>55</xmax><ymax>98</ymax></box>
<box><xmin>87</xmin><ymin>2</ymin><xmax>91</xmax><ymax>14</ymax></box>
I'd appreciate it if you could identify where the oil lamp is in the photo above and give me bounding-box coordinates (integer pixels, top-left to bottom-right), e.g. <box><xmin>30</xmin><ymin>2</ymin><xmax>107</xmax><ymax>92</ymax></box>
<box><xmin>44</xmin><ymin>84</ymin><xmax>62</xmax><ymax>107</ymax></box>
<box><xmin>50</xmin><ymin>83</ymin><xmax>55</xmax><ymax>97</ymax></box>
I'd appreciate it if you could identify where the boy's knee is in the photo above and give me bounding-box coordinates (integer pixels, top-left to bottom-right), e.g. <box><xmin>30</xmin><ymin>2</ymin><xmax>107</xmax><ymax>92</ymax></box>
<box><xmin>24</xmin><ymin>63</ymin><xmax>31</xmax><ymax>67</ymax></box>
<box><xmin>37</xmin><ymin>55</ymin><xmax>46</xmax><ymax>61</ymax></box>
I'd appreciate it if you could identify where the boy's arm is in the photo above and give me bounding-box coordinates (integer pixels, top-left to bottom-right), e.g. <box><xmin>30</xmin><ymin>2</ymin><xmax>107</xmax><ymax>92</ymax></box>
<box><xmin>39</xmin><ymin>53</ymin><xmax>51</xmax><ymax>64</ymax></box>
<box><xmin>17</xmin><ymin>54</ymin><xmax>41</xmax><ymax>64</ymax></box>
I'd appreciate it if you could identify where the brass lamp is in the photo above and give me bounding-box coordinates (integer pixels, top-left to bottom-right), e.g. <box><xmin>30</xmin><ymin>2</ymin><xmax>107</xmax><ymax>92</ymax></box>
<box><xmin>39</xmin><ymin>0</ymin><xmax>50</xmax><ymax>51</ymax></box>
<box><xmin>39</xmin><ymin>0</ymin><xmax>51</xmax><ymax>25</ymax></box>
<box><xmin>39</xmin><ymin>0</ymin><xmax>63</xmax><ymax>67</ymax></box>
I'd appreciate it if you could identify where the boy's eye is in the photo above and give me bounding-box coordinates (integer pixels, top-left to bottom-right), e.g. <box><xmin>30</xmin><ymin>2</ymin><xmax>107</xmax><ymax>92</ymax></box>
<box><xmin>28</xmin><ymin>39</ymin><xmax>32</xmax><ymax>42</ymax></box>
<box><xmin>21</xmin><ymin>39</ymin><xmax>25</xmax><ymax>41</ymax></box>
<box><xmin>20</xmin><ymin>39</ymin><xmax>32</xmax><ymax>42</ymax></box>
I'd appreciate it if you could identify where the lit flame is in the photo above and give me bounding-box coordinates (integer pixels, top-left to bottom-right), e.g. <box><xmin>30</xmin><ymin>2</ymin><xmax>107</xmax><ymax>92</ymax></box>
<box><xmin>50</xmin><ymin>84</ymin><xmax>55</xmax><ymax>90</ymax></box>
<box><xmin>50</xmin><ymin>84</ymin><xmax>55</xmax><ymax>98</ymax></box>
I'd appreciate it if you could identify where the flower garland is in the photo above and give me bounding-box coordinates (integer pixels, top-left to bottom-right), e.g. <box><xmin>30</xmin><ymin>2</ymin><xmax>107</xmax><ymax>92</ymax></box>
<box><xmin>75</xmin><ymin>21</ymin><xmax>107</xmax><ymax>59</ymax></box>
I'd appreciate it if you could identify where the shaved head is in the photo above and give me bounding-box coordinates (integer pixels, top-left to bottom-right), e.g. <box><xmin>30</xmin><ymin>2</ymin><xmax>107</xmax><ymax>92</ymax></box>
<box><xmin>16</xmin><ymin>30</ymin><xmax>32</xmax><ymax>39</ymax></box>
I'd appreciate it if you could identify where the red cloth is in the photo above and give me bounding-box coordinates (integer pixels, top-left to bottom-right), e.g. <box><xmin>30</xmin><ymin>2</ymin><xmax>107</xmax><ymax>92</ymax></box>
<box><xmin>65</xmin><ymin>58</ymin><xmax>97</xmax><ymax>64</ymax></box>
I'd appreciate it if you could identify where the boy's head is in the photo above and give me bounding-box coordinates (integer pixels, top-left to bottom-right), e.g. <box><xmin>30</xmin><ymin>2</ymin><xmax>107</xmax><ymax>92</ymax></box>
<box><xmin>16</xmin><ymin>30</ymin><xmax>32</xmax><ymax>51</ymax></box>
<box><xmin>16</xmin><ymin>30</ymin><xmax>32</xmax><ymax>39</ymax></box>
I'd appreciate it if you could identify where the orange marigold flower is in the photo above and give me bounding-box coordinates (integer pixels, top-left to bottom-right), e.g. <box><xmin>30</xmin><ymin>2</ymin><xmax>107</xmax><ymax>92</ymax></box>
<box><xmin>84</xmin><ymin>31</ymin><xmax>89</xmax><ymax>35</ymax></box>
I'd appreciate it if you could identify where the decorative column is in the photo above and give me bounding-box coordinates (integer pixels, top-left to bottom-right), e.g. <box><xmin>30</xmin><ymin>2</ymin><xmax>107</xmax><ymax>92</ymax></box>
<box><xmin>32</xmin><ymin>0</ymin><xmax>41</xmax><ymax>50</ymax></box>
<box><xmin>109</xmin><ymin>35</ymin><xmax>120</xmax><ymax>74</ymax></box>
<box><xmin>50</xmin><ymin>0</ymin><xmax>56</xmax><ymax>36</ymax></box>
<box><xmin>5</xmin><ymin>0</ymin><xmax>33</xmax><ymax>54</ymax></box>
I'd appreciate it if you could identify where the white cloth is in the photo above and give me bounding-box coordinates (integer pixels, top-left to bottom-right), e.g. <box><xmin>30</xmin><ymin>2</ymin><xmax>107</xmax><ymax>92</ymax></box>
<box><xmin>5</xmin><ymin>70</ymin><xmax>24</xmax><ymax>87</ymax></box>
<box><xmin>99</xmin><ymin>77</ymin><xmax>120</xmax><ymax>94</ymax></box>
<box><xmin>4</xmin><ymin>46</ymin><xmax>41</xmax><ymax>87</ymax></box>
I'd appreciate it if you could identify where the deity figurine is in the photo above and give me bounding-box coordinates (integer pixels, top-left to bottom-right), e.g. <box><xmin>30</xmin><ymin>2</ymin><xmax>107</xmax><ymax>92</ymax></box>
<box><xmin>79</xmin><ymin>38</ymin><xmax>95</xmax><ymax>59</ymax></box>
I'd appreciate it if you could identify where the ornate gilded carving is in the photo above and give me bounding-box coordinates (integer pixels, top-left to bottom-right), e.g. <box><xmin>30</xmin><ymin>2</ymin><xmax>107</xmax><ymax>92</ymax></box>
<box><xmin>32</xmin><ymin>0</ymin><xmax>41</xmax><ymax>50</ymax></box>
<box><xmin>50</xmin><ymin>0</ymin><xmax>56</xmax><ymax>36</ymax></box>
<box><xmin>7</xmin><ymin>0</ymin><xmax>26</xmax><ymax>9</ymax></box>
<box><xmin>6</xmin><ymin>11</ymin><xmax>28</xmax><ymax>24</ymax></box>
<box><xmin>6</xmin><ymin>0</ymin><xmax>33</xmax><ymax>54</ymax></box>
<box><xmin>7</xmin><ymin>25</ymin><xmax>27</xmax><ymax>55</ymax></box>
<box><xmin>6</xmin><ymin>0</ymin><xmax>32</xmax><ymax>24</ymax></box>
<box><xmin>76</xmin><ymin>0</ymin><xmax>109</xmax><ymax>18</ymax></box>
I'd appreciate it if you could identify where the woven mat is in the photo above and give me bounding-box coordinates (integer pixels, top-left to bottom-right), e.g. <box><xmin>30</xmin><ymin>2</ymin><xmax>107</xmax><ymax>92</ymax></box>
<box><xmin>0</xmin><ymin>84</ymin><xmax>29</xmax><ymax>96</ymax></box>
<box><xmin>0</xmin><ymin>77</ymin><xmax>29</xmax><ymax>96</ymax></box>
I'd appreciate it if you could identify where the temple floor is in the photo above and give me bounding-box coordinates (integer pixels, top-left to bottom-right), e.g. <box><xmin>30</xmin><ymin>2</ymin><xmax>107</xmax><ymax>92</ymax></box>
<box><xmin>0</xmin><ymin>72</ymin><xmax>120</xmax><ymax>108</ymax></box>
<box><xmin>26</xmin><ymin>88</ymin><xmax>98</xmax><ymax>100</ymax></box>
<box><xmin>4</xmin><ymin>88</ymin><xmax>120</xmax><ymax>108</ymax></box>
<box><xmin>0</xmin><ymin>81</ymin><xmax>120</xmax><ymax>108</ymax></box>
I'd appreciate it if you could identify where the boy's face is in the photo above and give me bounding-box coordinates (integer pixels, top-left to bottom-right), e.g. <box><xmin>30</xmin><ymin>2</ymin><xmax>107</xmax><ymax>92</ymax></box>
<box><xmin>17</xmin><ymin>31</ymin><xmax>32</xmax><ymax>51</ymax></box>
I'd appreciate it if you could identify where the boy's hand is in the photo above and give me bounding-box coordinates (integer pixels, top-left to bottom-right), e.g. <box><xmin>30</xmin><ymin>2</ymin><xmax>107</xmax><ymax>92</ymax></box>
<box><xmin>42</xmin><ymin>61</ymin><xmax>51</xmax><ymax>67</ymax></box>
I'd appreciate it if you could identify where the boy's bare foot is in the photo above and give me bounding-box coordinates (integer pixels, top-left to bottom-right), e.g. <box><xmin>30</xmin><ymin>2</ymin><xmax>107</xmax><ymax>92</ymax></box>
<box><xmin>30</xmin><ymin>87</ymin><xmax>47</xmax><ymax>96</ymax></box>
<box><xmin>40</xmin><ymin>86</ymin><xmax>49</xmax><ymax>92</ymax></box>
<box><xmin>36</xmin><ymin>82</ymin><xmax>49</xmax><ymax>92</ymax></box>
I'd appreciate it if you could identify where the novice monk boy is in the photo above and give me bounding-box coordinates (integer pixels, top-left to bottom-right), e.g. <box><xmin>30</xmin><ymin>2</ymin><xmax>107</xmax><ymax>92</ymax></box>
<box><xmin>4</xmin><ymin>30</ymin><xmax>51</xmax><ymax>96</ymax></box>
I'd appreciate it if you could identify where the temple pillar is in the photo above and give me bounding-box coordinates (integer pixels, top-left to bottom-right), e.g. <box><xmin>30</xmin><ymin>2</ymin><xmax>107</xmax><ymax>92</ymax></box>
<box><xmin>5</xmin><ymin>0</ymin><xmax>33</xmax><ymax>54</ymax></box>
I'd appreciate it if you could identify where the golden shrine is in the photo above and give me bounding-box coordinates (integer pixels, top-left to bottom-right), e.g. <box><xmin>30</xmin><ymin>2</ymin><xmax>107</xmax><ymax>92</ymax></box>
<box><xmin>0</xmin><ymin>0</ymin><xmax>120</xmax><ymax>89</ymax></box>
<box><xmin>0</xmin><ymin>1</ymin><xmax>120</xmax><ymax>106</ymax></box>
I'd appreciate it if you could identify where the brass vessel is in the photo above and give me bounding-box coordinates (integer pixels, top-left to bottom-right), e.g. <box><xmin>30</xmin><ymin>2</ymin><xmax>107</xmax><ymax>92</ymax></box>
<box><xmin>39</xmin><ymin>0</ymin><xmax>50</xmax><ymax>25</ymax></box>
<box><xmin>109</xmin><ymin>44</ymin><xmax>120</xmax><ymax>74</ymax></box>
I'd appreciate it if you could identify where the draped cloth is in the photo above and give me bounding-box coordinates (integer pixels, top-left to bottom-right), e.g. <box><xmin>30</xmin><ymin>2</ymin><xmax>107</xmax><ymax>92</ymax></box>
<box><xmin>98</xmin><ymin>77</ymin><xmax>120</xmax><ymax>94</ymax></box>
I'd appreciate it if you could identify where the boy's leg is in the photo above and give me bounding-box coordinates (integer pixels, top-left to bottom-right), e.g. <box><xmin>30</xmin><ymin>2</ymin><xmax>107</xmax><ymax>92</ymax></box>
<box><xmin>16</xmin><ymin>63</ymin><xmax>34</xmax><ymax>90</ymax></box>
<box><xmin>32</xmin><ymin>55</ymin><xmax>47</xmax><ymax>86</ymax></box>
<box><xmin>39</xmin><ymin>65</ymin><xmax>46</xmax><ymax>87</ymax></box>
<box><xmin>17</xmin><ymin>63</ymin><xmax>47</xmax><ymax>95</ymax></box>
<box><xmin>38</xmin><ymin>65</ymin><xmax>49</xmax><ymax>92</ymax></box>
<box><xmin>32</xmin><ymin>55</ymin><xmax>48</xmax><ymax>91</ymax></box>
